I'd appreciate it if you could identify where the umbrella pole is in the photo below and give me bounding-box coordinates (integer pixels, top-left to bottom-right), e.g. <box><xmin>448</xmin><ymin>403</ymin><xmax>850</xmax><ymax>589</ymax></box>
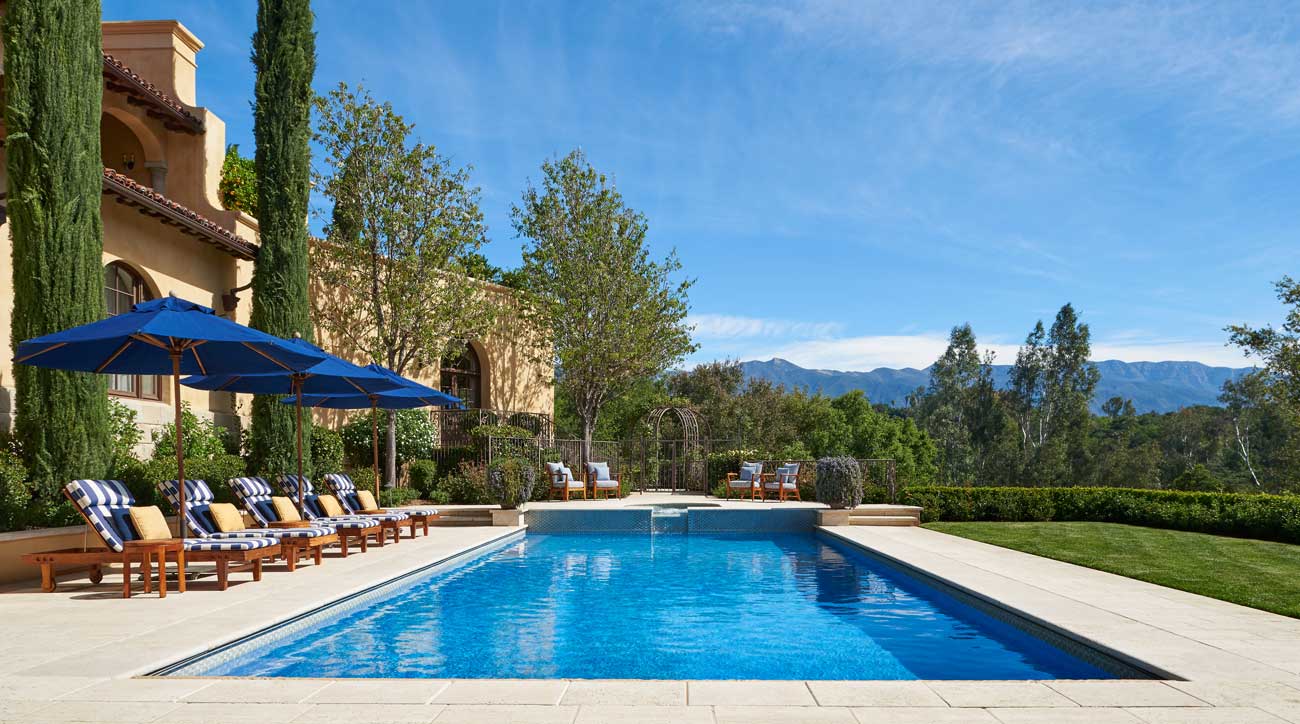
<box><xmin>371</xmin><ymin>399</ymin><xmax>380</xmax><ymax>501</ymax></box>
<box><xmin>172</xmin><ymin>353</ymin><xmax>186</xmax><ymax>540</ymax></box>
<box><xmin>295</xmin><ymin>377</ymin><xmax>305</xmax><ymax>516</ymax></box>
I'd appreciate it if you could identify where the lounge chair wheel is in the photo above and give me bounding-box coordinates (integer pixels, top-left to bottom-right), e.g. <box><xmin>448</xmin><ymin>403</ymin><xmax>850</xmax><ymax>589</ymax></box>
<box><xmin>88</xmin><ymin>565</ymin><xmax>103</xmax><ymax>585</ymax></box>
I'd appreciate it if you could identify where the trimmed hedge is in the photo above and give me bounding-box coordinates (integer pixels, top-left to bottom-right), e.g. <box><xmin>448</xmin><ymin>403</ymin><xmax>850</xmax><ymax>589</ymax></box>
<box><xmin>872</xmin><ymin>486</ymin><xmax>1300</xmax><ymax>545</ymax></box>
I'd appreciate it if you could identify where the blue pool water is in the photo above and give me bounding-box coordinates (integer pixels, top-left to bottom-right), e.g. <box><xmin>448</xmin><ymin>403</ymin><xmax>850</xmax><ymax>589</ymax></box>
<box><xmin>199</xmin><ymin>532</ymin><xmax>1116</xmax><ymax>679</ymax></box>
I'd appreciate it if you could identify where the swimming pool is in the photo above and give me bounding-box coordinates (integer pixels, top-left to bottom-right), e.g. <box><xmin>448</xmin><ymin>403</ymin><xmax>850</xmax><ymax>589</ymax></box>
<box><xmin>176</xmin><ymin>530</ymin><xmax>1138</xmax><ymax>680</ymax></box>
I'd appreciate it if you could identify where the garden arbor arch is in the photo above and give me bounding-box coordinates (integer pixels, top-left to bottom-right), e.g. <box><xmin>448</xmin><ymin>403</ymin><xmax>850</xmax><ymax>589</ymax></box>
<box><xmin>637</xmin><ymin>405</ymin><xmax>711</xmax><ymax>493</ymax></box>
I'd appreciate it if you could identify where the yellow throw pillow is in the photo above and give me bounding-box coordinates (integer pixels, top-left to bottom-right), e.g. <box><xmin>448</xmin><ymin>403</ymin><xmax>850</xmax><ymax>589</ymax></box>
<box><xmin>318</xmin><ymin>494</ymin><xmax>346</xmax><ymax>518</ymax></box>
<box><xmin>356</xmin><ymin>490</ymin><xmax>379</xmax><ymax>511</ymax></box>
<box><xmin>129</xmin><ymin>505</ymin><xmax>172</xmax><ymax>540</ymax></box>
<box><xmin>271</xmin><ymin>496</ymin><xmax>301</xmax><ymax>522</ymax></box>
<box><xmin>209</xmin><ymin>503</ymin><xmax>245</xmax><ymax>532</ymax></box>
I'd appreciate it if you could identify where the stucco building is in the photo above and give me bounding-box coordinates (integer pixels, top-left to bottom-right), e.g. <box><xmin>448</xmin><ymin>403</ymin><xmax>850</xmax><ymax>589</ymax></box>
<box><xmin>0</xmin><ymin>18</ymin><xmax>553</xmax><ymax>453</ymax></box>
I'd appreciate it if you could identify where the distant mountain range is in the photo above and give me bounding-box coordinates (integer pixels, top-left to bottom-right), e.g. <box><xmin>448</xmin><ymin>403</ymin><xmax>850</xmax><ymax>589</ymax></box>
<box><xmin>740</xmin><ymin>358</ymin><xmax>1254</xmax><ymax>414</ymax></box>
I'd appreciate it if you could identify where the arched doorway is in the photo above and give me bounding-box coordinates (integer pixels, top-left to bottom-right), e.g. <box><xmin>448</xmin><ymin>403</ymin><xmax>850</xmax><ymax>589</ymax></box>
<box><xmin>440</xmin><ymin>343</ymin><xmax>482</xmax><ymax>409</ymax></box>
<box><xmin>103</xmin><ymin>261</ymin><xmax>160</xmax><ymax>399</ymax></box>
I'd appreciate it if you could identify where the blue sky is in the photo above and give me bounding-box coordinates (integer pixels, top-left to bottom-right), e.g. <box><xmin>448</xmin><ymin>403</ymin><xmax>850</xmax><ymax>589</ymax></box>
<box><xmin>103</xmin><ymin>1</ymin><xmax>1300</xmax><ymax>371</ymax></box>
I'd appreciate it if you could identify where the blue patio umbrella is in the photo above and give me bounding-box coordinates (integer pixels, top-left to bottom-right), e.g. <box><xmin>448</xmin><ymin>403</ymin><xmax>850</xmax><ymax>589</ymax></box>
<box><xmin>12</xmin><ymin>295</ymin><xmax>330</xmax><ymax>537</ymax></box>
<box><xmin>281</xmin><ymin>364</ymin><xmax>461</xmax><ymax>498</ymax></box>
<box><xmin>182</xmin><ymin>339</ymin><xmax>403</xmax><ymax>514</ymax></box>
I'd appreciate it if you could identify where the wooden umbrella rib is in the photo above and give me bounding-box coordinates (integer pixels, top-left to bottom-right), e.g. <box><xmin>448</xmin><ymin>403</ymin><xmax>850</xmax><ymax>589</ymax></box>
<box><xmin>189</xmin><ymin>344</ymin><xmax>208</xmax><ymax>376</ymax></box>
<box><xmin>130</xmin><ymin>333</ymin><xmax>171</xmax><ymax>351</ymax></box>
<box><xmin>94</xmin><ymin>338</ymin><xmax>137</xmax><ymax>373</ymax></box>
<box><xmin>14</xmin><ymin>342</ymin><xmax>67</xmax><ymax>364</ymax></box>
<box><xmin>240</xmin><ymin>342</ymin><xmax>294</xmax><ymax>371</ymax></box>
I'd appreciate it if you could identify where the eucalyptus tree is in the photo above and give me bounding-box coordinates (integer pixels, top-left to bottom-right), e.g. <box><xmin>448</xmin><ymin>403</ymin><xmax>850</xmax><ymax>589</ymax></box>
<box><xmin>513</xmin><ymin>150</ymin><xmax>696</xmax><ymax>462</ymax></box>
<box><xmin>311</xmin><ymin>83</ymin><xmax>496</xmax><ymax>486</ymax></box>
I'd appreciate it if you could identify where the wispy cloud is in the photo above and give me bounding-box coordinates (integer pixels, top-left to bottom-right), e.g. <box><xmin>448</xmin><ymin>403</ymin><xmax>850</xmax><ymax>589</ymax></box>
<box><xmin>695</xmin><ymin>332</ymin><xmax>1251</xmax><ymax>371</ymax></box>
<box><xmin>689</xmin><ymin>314</ymin><xmax>844</xmax><ymax>340</ymax></box>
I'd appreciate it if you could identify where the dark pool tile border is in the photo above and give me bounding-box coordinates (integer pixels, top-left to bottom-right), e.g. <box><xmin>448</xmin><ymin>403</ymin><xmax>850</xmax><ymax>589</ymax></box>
<box><xmin>817</xmin><ymin>527</ymin><xmax>1172</xmax><ymax>681</ymax></box>
<box><xmin>149</xmin><ymin>530</ymin><xmax>527</xmax><ymax>676</ymax></box>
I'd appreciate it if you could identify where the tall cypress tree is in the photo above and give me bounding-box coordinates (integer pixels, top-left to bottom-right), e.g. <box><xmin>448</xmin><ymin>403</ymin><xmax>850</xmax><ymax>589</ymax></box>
<box><xmin>4</xmin><ymin>0</ymin><xmax>111</xmax><ymax>521</ymax></box>
<box><xmin>248</xmin><ymin>0</ymin><xmax>316</xmax><ymax>476</ymax></box>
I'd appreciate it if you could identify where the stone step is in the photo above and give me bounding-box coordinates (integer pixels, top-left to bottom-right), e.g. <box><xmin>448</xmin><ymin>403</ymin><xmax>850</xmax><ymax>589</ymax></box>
<box><xmin>849</xmin><ymin>515</ymin><xmax>920</xmax><ymax>527</ymax></box>
<box><xmin>852</xmin><ymin>505</ymin><xmax>923</xmax><ymax>516</ymax></box>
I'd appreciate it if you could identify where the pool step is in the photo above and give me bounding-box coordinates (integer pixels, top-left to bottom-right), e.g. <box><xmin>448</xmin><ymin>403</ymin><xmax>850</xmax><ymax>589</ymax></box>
<box><xmin>848</xmin><ymin>505</ymin><xmax>922</xmax><ymax>526</ymax></box>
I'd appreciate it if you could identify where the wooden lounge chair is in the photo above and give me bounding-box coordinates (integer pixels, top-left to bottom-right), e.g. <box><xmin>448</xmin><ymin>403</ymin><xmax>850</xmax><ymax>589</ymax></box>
<box><xmin>545</xmin><ymin>462</ymin><xmax>586</xmax><ymax>500</ymax></box>
<box><xmin>585</xmin><ymin>462</ymin><xmax>622</xmax><ymax>499</ymax></box>
<box><xmin>323</xmin><ymin>472</ymin><xmax>440</xmax><ymax>537</ymax></box>
<box><xmin>229</xmin><ymin>476</ymin><xmax>381</xmax><ymax>557</ymax></box>
<box><xmin>276</xmin><ymin>474</ymin><xmax>404</xmax><ymax>544</ymax></box>
<box><xmin>723</xmin><ymin>462</ymin><xmax>763</xmax><ymax>500</ymax></box>
<box><xmin>762</xmin><ymin>463</ymin><xmax>802</xmax><ymax>502</ymax></box>
<box><xmin>158</xmin><ymin>479</ymin><xmax>338</xmax><ymax>571</ymax></box>
<box><xmin>25</xmin><ymin>479</ymin><xmax>280</xmax><ymax>594</ymax></box>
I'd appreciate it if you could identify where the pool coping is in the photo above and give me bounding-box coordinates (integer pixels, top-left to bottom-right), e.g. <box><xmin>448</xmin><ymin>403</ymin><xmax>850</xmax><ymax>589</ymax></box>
<box><xmin>2</xmin><ymin>505</ymin><xmax>1300</xmax><ymax>722</ymax></box>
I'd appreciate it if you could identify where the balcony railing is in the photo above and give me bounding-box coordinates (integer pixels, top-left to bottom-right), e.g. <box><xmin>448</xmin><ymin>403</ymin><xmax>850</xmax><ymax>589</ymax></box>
<box><xmin>433</xmin><ymin>408</ymin><xmax>554</xmax><ymax>449</ymax></box>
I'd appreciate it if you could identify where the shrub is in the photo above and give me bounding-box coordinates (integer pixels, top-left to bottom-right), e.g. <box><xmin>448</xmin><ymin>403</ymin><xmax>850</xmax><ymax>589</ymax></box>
<box><xmin>487</xmin><ymin>457</ymin><xmax>537</xmax><ymax>509</ymax></box>
<box><xmin>379</xmin><ymin>486</ymin><xmax>420</xmax><ymax>507</ymax></box>
<box><xmin>0</xmin><ymin>448</ymin><xmax>30</xmax><ymax>531</ymax></box>
<box><xmin>431</xmin><ymin>446</ymin><xmax>478</xmax><ymax>481</ymax></box>
<box><xmin>425</xmin><ymin>489</ymin><xmax>451</xmax><ymax>505</ymax></box>
<box><xmin>146</xmin><ymin>453</ymin><xmax>246</xmax><ymax>505</ymax></box>
<box><xmin>107</xmin><ymin>399</ymin><xmax>142</xmax><ymax>470</ymax></box>
<box><xmin>408</xmin><ymin>459</ymin><xmax>439</xmax><ymax>497</ymax></box>
<box><xmin>469</xmin><ymin>424</ymin><xmax>535</xmax><ymax>442</ymax></box>
<box><xmin>816</xmin><ymin>456</ymin><xmax>863</xmax><ymax>509</ymax></box>
<box><xmin>895</xmin><ymin>486</ymin><xmax>1300</xmax><ymax>544</ymax></box>
<box><xmin>1170</xmin><ymin>464</ymin><xmax>1223</xmax><ymax>492</ymax></box>
<box><xmin>341</xmin><ymin>409</ymin><xmax>434</xmax><ymax>469</ymax></box>
<box><xmin>151</xmin><ymin>403</ymin><xmax>232</xmax><ymax>462</ymax></box>
<box><xmin>218</xmin><ymin>144</ymin><xmax>258</xmax><ymax>217</ymax></box>
<box><xmin>311</xmin><ymin>426</ymin><xmax>345</xmax><ymax>477</ymax></box>
<box><xmin>441</xmin><ymin>462</ymin><xmax>490</xmax><ymax>504</ymax></box>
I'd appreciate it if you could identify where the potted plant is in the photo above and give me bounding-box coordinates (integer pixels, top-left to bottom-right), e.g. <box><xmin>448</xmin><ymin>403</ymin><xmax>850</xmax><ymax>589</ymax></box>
<box><xmin>486</xmin><ymin>456</ymin><xmax>537</xmax><ymax>525</ymax></box>
<box><xmin>815</xmin><ymin>456</ymin><xmax>862</xmax><ymax>525</ymax></box>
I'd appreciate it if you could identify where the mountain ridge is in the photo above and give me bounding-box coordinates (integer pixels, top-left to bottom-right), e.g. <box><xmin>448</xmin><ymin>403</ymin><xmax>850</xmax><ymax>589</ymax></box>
<box><xmin>740</xmin><ymin>358</ymin><xmax>1253</xmax><ymax>414</ymax></box>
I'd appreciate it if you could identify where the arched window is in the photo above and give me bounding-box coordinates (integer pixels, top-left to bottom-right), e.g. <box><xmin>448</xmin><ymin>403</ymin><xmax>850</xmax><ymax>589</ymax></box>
<box><xmin>440</xmin><ymin>344</ymin><xmax>482</xmax><ymax>409</ymax></box>
<box><xmin>103</xmin><ymin>262</ymin><xmax>159</xmax><ymax>400</ymax></box>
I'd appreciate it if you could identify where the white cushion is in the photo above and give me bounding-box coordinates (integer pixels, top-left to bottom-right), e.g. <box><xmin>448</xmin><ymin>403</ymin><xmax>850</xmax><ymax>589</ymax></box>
<box><xmin>764</xmin><ymin>481</ymin><xmax>798</xmax><ymax>490</ymax></box>
<box><xmin>728</xmin><ymin>479</ymin><xmax>757</xmax><ymax>488</ymax></box>
<box><xmin>552</xmin><ymin>479</ymin><xmax>584</xmax><ymax>489</ymax></box>
<box><xmin>594</xmin><ymin>480</ymin><xmax>619</xmax><ymax>489</ymax></box>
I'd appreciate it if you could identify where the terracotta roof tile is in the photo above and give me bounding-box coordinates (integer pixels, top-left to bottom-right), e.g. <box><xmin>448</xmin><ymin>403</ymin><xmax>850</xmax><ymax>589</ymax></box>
<box><xmin>102</xmin><ymin>168</ymin><xmax>257</xmax><ymax>260</ymax></box>
<box><xmin>102</xmin><ymin>54</ymin><xmax>205</xmax><ymax>134</ymax></box>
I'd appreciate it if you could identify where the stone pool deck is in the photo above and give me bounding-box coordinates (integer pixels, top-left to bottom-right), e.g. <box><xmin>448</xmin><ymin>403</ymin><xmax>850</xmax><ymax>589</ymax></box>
<box><xmin>0</xmin><ymin>507</ymin><xmax>1297</xmax><ymax>723</ymax></box>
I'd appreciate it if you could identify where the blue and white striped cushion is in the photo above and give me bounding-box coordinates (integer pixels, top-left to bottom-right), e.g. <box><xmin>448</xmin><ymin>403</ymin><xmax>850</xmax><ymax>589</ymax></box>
<box><xmin>391</xmin><ymin>506</ymin><xmax>439</xmax><ymax>516</ymax></box>
<box><xmin>65</xmin><ymin>479</ymin><xmax>136</xmax><ymax>552</ymax></box>
<box><xmin>204</xmin><ymin>526</ymin><xmax>336</xmax><ymax>540</ymax></box>
<box><xmin>157</xmin><ymin>479</ymin><xmax>219</xmax><ymax>536</ymax></box>
<box><xmin>230</xmin><ymin>476</ymin><xmax>282</xmax><ymax>525</ymax></box>
<box><xmin>182</xmin><ymin>537</ymin><xmax>277</xmax><ymax>552</ymax></box>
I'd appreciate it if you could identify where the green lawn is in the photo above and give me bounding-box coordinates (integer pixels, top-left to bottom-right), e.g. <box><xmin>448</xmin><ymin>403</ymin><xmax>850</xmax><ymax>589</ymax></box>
<box><xmin>925</xmin><ymin>521</ymin><xmax>1300</xmax><ymax>619</ymax></box>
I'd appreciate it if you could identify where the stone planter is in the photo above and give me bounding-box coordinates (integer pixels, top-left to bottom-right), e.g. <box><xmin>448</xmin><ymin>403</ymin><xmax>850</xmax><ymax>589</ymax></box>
<box><xmin>491</xmin><ymin>508</ymin><xmax>525</xmax><ymax>527</ymax></box>
<box><xmin>817</xmin><ymin>509</ymin><xmax>851</xmax><ymax>527</ymax></box>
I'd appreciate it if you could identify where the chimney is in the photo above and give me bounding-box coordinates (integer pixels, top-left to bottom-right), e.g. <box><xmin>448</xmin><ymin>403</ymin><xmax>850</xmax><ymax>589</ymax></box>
<box><xmin>101</xmin><ymin>20</ymin><xmax>203</xmax><ymax>107</ymax></box>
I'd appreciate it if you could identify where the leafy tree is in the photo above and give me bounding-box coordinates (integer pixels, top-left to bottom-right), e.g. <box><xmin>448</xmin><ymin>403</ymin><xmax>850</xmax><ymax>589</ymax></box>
<box><xmin>460</xmin><ymin>251</ymin><xmax>525</xmax><ymax>289</ymax></box>
<box><xmin>311</xmin><ymin>83</ymin><xmax>497</xmax><ymax>486</ymax></box>
<box><xmin>513</xmin><ymin>149</ymin><xmax>696</xmax><ymax>461</ymax></box>
<box><xmin>1006</xmin><ymin>304</ymin><xmax>1099</xmax><ymax>485</ymax></box>
<box><xmin>248</xmin><ymin>0</ymin><xmax>317</xmax><ymax>476</ymax></box>
<box><xmin>913</xmin><ymin>324</ymin><xmax>1003</xmax><ymax>485</ymax></box>
<box><xmin>1101</xmin><ymin>396</ymin><xmax>1135</xmax><ymax>419</ymax></box>
<box><xmin>1228</xmin><ymin>277</ymin><xmax>1300</xmax><ymax>410</ymax></box>
<box><xmin>218</xmin><ymin>144</ymin><xmax>258</xmax><ymax>217</ymax></box>
<box><xmin>4</xmin><ymin>0</ymin><xmax>112</xmax><ymax>519</ymax></box>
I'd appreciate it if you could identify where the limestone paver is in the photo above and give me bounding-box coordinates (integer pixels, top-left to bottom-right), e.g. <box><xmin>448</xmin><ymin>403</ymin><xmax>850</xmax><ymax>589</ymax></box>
<box><xmin>180</xmin><ymin>677</ymin><xmax>330</xmax><ymax>703</ymax></box>
<box><xmin>573</xmin><ymin>705</ymin><xmax>714</xmax><ymax>723</ymax></box>
<box><xmin>306</xmin><ymin>679</ymin><xmax>451</xmax><ymax>704</ymax></box>
<box><xmin>433</xmin><ymin>704</ymin><xmax>579</xmax><ymax>723</ymax></box>
<box><xmin>162</xmin><ymin>701</ymin><xmax>314</xmax><ymax>723</ymax></box>
<box><xmin>290</xmin><ymin>702</ymin><xmax>445</xmax><ymax>723</ymax></box>
<box><xmin>1125</xmin><ymin>707</ymin><xmax>1288</xmax><ymax>722</ymax></box>
<box><xmin>56</xmin><ymin>677</ymin><xmax>213</xmax><ymax>702</ymax></box>
<box><xmin>24</xmin><ymin>700</ymin><xmax>181</xmax><ymax>722</ymax></box>
<box><xmin>1166</xmin><ymin>681</ymin><xmax>1300</xmax><ymax>709</ymax></box>
<box><xmin>559</xmin><ymin>680</ymin><xmax>686</xmax><ymax>706</ymax></box>
<box><xmin>849</xmin><ymin>708</ymin><xmax>998</xmax><ymax>723</ymax></box>
<box><xmin>989</xmin><ymin>708</ymin><xmax>1142</xmax><ymax>722</ymax></box>
<box><xmin>928</xmin><ymin>682</ymin><xmax>1077</xmax><ymax>708</ymax></box>
<box><xmin>688</xmin><ymin>680</ymin><xmax>817</xmax><ymax>706</ymax></box>
<box><xmin>714</xmin><ymin>705</ymin><xmax>857</xmax><ymax>723</ymax></box>
<box><xmin>826</xmin><ymin>527</ymin><xmax>1300</xmax><ymax>682</ymax></box>
<box><xmin>808</xmin><ymin>681</ymin><xmax>947</xmax><ymax>707</ymax></box>
<box><xmin>1046</xmin><ymin>681</ymin><xmax>1208</xmax><ymax>707</ymax></box>
<box><xmin>0</xmin><ymin>675</ymin><xmax>106</xmax><ymax>700</ymax></box>
<box><xmin>434</xmin><ymin>679</ymin><xmax>569</xmax><ymax>705</ymax></box>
